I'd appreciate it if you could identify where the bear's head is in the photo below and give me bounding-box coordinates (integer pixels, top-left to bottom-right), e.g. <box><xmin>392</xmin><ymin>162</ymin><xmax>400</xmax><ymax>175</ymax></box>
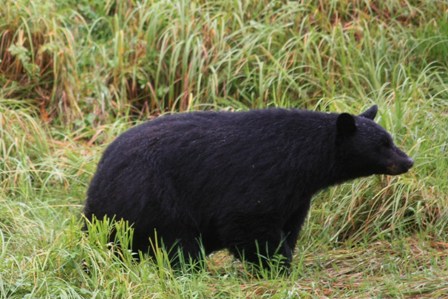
<box><xmin>335</xmin><ymin>105</ymin><xmax>414</xmax><ymax>179</ymax></box>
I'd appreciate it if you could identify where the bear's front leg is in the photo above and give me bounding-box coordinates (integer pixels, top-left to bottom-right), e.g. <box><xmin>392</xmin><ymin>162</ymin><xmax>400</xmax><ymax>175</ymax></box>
<box><xmin>283</xmin><ymin>199</ymin><xmax>311</xmax><ymax>252</ymax></box>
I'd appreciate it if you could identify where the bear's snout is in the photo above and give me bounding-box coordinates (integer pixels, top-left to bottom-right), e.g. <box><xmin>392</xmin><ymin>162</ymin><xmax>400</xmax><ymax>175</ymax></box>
<box><xmin>387</xmin><ymin>157</ymin><xmax>413</xmax><ymax>175</ymax></box>
<box><xmin>404</xmin><ymin>157</ymin><xmax>414</xmax><ymax>169</ymax></box>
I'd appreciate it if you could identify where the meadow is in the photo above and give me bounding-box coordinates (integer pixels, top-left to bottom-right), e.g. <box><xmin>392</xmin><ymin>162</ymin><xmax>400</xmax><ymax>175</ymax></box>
<box><xmin>1</xmin><ymin>0</ymin><xmax>448</xmax><ymax>297</ymax></box>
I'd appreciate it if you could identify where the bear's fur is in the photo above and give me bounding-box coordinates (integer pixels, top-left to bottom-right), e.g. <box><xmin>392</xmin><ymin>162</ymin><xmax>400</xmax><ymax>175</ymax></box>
<box><xmin>84</xmin><ymin>105</ymin><xmax>413</xmax><ymax>268</ymax></box>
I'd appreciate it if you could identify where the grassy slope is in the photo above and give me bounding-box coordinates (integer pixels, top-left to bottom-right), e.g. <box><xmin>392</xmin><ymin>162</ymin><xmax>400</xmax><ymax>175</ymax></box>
<box><xmin>1</xmin><ymin>0</ymin><xmax>448</xmax><ymax>297</ymax></box>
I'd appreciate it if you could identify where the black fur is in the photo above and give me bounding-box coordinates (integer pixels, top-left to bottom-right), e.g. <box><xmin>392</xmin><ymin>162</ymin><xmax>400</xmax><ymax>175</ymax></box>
<box><xmin>84</xmin><ymin>106</ymin><xmax>413</xmax><ymax>268</ymax></box>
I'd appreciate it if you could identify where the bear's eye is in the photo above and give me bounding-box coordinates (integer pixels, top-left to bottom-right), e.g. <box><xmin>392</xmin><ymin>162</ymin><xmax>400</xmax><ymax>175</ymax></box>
<box><xmin>382</xmin><ymin>138</ymin><xmax>392</xmax><ymax>148</ymax></box>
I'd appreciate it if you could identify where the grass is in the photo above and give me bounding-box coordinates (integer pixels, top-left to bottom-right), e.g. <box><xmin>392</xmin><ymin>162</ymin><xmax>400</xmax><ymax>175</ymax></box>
<box><xmin>1</xmin><ymin>0</ymin><xmax>448</xmax><ymax>297</ymax></box>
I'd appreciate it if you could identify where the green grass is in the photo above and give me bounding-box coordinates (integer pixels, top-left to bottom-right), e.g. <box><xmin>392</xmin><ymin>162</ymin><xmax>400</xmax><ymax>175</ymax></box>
<box><xmin>1</xmin><ymin>0</ymin><xmax>448</xmax><ymax>297</ymax></box>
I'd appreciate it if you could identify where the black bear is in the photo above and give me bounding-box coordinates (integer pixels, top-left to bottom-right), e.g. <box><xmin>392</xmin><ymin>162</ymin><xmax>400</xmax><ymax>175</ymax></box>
<box><xmin>83</xmin><ymin>105</ymin><xmax>413</xmax><ymax>269</ymax></box>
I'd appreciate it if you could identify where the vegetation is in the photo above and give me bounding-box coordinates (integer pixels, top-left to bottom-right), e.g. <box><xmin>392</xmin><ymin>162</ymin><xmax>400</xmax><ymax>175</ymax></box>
<box><xmin>1</xmin><ymin>0</ymin><xmax>447</xmax><ymax>297</ymax></box>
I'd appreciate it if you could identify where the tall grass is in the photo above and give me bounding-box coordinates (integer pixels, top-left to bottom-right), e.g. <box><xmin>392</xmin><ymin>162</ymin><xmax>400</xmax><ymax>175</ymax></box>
<box><xmin>1</xmin><ymin>0</ymin><xmax>447</xmax><ymax>297</ymax></box>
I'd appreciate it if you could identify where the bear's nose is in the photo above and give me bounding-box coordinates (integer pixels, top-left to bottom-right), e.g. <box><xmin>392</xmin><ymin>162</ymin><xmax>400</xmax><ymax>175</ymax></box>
<box><xmin>406</xmin><ymin>157</ymin><xmax>414</xmax><ymax>169</ymax></box>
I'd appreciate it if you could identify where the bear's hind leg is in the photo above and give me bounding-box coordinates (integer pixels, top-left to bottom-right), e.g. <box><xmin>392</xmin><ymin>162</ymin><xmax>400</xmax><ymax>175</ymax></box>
<box><xmin>153</xmin><ymin>229</ymin><xmax>206</xmax><ymax>269</ymax></box>
<box><xmin>228</xmin><ymin>229</ymin><xmax>292</xmax><ymax>271</ymax></box>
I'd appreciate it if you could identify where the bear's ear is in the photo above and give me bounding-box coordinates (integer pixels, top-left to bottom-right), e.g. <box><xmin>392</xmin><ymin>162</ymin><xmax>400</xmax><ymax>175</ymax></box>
<box><xmin>337</xmin><ymin>113</ymin><xmax>356</xmax><ymax>136</ymax></box>
<box><xmin>359</xmin><ymin>105</ymin><xmax>378</xmax><ymax>120</ymax></box>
